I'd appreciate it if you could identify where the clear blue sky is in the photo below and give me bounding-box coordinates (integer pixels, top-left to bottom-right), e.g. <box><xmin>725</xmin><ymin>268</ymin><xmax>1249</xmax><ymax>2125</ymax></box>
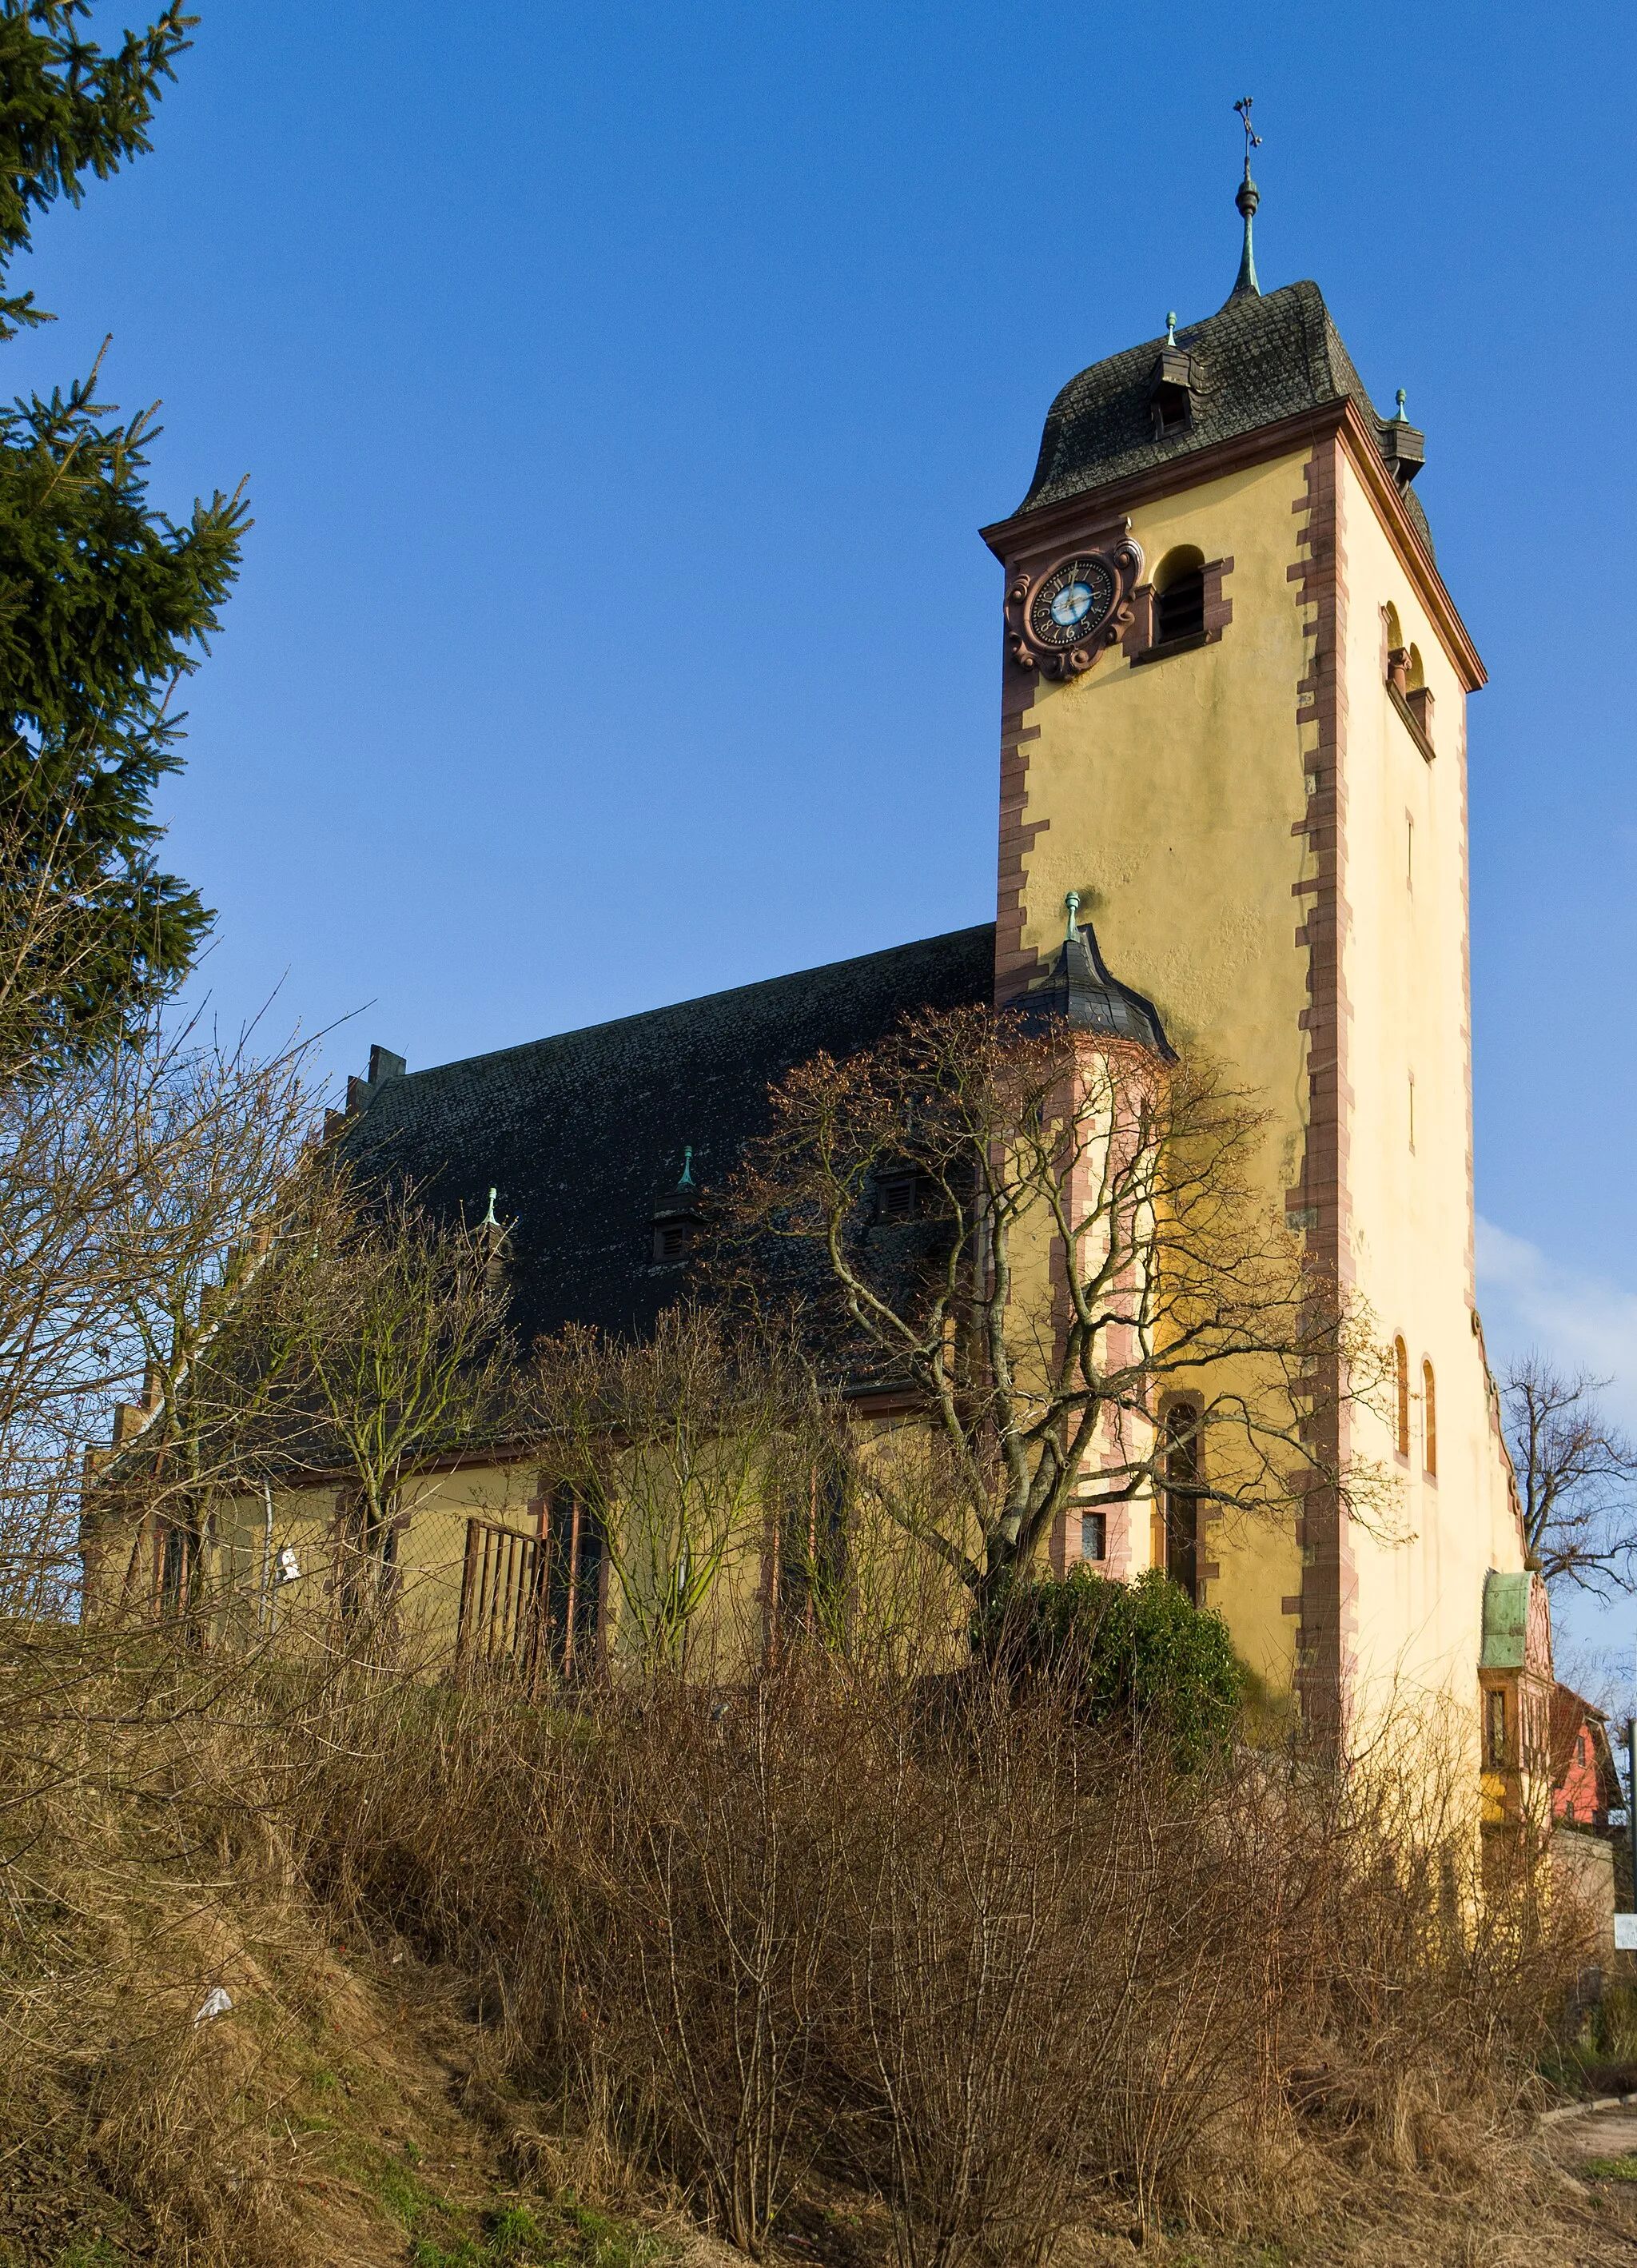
<box><xmin>17</xmin><ymin>6</ymin><xmax>1637</xmax><ymax>1673</ymax></box>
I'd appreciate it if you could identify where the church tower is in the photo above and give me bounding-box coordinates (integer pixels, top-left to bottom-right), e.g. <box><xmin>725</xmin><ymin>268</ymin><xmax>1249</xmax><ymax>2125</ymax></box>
<box><xmin>980</xmin><ymin>129</ymin><xmax>1526</xmax><ymax>1732</ymax></box>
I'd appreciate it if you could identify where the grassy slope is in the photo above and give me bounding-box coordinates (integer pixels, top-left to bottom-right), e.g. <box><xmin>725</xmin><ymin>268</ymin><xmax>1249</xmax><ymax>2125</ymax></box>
<box><xmin>4</xmin><ymin>1911</ymin><xmax>1637</xmax><ymax>2268</ymax></box>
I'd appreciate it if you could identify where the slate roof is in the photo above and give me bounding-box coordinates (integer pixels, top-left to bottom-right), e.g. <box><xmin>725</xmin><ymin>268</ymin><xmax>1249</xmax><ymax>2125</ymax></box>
<box><xmin>1024</xmin><ymin>915</ymin><xmax>1175</xmax><ymax>1059</ymax></box>
<box><xmin>1013</xmin><ymin>279</ymin><xmax>1436</xmax><ymax>559</ymax></box>
<box><xmin>345</xmin><ymin>925</ymin><xmax>996</xmax><ymax>1351</ymax></box>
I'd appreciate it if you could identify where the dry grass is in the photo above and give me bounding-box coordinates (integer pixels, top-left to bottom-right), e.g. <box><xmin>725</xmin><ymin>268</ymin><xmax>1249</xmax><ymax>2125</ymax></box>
<box><xmin>0</xmin><ymin>1628</ymin><xmax>1625</xmax><ymax>2267</ymax></box>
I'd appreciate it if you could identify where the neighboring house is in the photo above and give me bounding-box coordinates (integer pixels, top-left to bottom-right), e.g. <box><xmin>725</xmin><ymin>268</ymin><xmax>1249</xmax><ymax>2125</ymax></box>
<box><xmin>1551</xmin><ymin>1686</ymin><xmax>1623</xmax><ymax>1833</ymax></box>
<box><xmin>1548</xmin><ymin>1684</ymin><xmax>1626</xmax><ymax>1963</ymax></box>
<box><xmin>85</xmin><ymin>157</ymin><xmax>1539</xmax><ymax>1780</ymax></box>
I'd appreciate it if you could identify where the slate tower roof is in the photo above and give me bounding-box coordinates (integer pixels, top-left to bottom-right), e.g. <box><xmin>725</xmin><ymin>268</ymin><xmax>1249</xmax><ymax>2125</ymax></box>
<box><xmin>1013</xmin><ymin>279</ymin><xmax>1435</xmax><ymax>560</ymax></box>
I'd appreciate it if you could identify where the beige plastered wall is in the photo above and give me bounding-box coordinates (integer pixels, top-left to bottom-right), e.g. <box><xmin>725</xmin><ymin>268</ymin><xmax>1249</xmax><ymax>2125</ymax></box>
<box><xmin>207</xmin><ymin>1453</ymin><xmax>774</xmax><ymax>1678</ymax></box>
<box><xmin>1332</xmin><ymin>449</ymin><xmax>1526</xmax><ymax>1738</ymax></box>
<box><xmin>1009</xmin><ymin>448</ymin><xmax>1315</xmax><ymax>1692</ymax></box>
<box><xmin>1006</xmin><ymin>442</ymin><xmax>1522</xmax><ymax>1708</ymax></box>
<box><xmin>205</xmin><ymin>1462</ymin><xmax>538</xmax><ymax>1654</ymax></box>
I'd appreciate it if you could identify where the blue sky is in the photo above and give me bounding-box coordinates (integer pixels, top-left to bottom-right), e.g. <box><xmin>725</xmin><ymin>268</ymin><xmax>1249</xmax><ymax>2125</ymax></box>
<box><xmin>16</xmin><ymin>6</ymin><xmax>1637</xmax><ymax>1679</ymax></box>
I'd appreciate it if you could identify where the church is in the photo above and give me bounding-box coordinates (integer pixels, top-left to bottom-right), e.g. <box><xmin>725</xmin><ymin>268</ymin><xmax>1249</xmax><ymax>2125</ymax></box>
<box><xmin>105</xmin><ymin>138</ymin><xmax>1552</xmax><ymax>1792</ymax></box>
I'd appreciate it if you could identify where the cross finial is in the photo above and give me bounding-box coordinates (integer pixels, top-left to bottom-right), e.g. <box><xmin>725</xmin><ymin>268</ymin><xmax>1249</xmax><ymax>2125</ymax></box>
<box><xmin>1234</xmin><ymin>95</ymin><xmax>1261</xmax><ymax>177</ymax></box>
<box><xmin>1228</xmin><ymin>97</ymin><xmax>1263</xmax><ymax>301</ymax></box>
<box><xmin>1165</xmin><ymin>309</ymin><xmax>1177</xmax><ymax>345</ymax></box>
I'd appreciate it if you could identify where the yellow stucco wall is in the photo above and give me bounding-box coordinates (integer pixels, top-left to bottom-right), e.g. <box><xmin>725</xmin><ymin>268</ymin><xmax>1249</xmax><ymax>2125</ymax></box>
<box><xmin>1007</xmin><ymin>449</ymin><xmax>1315</xmax><ymax>1689</ymax></box>
<box><xmin>1004</xmin><ymin>440</ymin><xmax>1523</xmax><ymax>1712</ymax></box>
<box><xmin>1331</xmin><ymin>451</ymin><xmax>1524</xmax><ymax>1731</ymax></box>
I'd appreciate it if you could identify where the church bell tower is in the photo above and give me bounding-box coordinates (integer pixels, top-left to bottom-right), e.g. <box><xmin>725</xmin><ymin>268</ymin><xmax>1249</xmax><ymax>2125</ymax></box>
<box><xmin>980</xmin><ymin>119</ymin><xmax>1527</xmax><ymax>1732</ymax></box>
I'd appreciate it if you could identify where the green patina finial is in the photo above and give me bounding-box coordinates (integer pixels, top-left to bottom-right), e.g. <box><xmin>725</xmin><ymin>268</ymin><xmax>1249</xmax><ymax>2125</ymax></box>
<box><xmin>1165</xmin><ymin>310</ymin><xmax>1177</xmax><ymax>345</ymax></box>
<box><xmin>1395</xmin><ymin>387</ymin><xmax>1408</xmax><ymax>422</ymax></box>
<box><xmin>1065</xmin><ymin>891</ymin><xmax>1081</xmax><ymax>943</ymax></box>
<box><xmin>1229</xmin><ymin>97</ymin><xmax>1263</xmax><ymax>302</ymax></box>
<box><xmin>678</xmin><ymin>1145</ymin><xmax>695</xmax><ymax>1189</ymax></box>
<box><xmin>481</xmin><ymin>1186</ymin><xmax>500</xmax><ymax>1228</ymax></box>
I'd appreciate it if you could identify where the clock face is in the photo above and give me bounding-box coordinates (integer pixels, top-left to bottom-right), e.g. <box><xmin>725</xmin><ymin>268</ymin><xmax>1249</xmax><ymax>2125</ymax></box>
<box><xmin>1030</xmin><ymin>556</ymin><xmax>1117</xmax><ymax>649</ymax></box>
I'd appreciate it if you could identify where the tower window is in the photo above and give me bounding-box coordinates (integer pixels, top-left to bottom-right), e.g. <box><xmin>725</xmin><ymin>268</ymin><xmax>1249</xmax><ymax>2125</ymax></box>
<box><xmin>1394</xmin><ymin>1337</ymin><xmax>1410</xmax><ymax>1458</ymax></box>
<box><xmin>1422</xmin><ymin>1359</ymin><xmax>1437</xmax><ymax>1477</ymax></box>
<box><xmin>1161</xmin><ymin>1401</ymin><xmax>1201</xmax><ymax>1604</ymax></box>
<box><xmin>1080</xmin><ymin>1509</ymin><xmax>1106</xmax><ymax>1562</ymax></box>
<box><xmin>1153</xmin><ymin>546</ymin><xmax>1206</xmax><ymax>644</ymax></box>
<box><xmin>652</xmin><ymin>1218</ymin><xmax>696</xmax><ymax>1262</ymax></box>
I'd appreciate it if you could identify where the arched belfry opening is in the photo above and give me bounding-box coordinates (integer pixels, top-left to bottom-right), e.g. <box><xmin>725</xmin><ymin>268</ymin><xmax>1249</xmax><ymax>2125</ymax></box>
<box><xmin>1153</xmin><ymin>546</ymin><xmax>1205</xmax><ymax>644</ymax></box>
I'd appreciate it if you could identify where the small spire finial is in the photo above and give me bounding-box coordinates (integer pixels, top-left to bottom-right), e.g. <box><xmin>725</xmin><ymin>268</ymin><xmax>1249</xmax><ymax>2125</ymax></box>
<box><xmin>1395</xmin><ymin>387</ymin><xmax>1408</xmax><ymax>422</ymax></box>
<box><xmin>1229</xmin><ymin>97</ymin><xmax>1262</xmax><ymax>302</ymax></box>
<box><xmin>481</xmin><ymin>1186</ymin><xmax>500</xmax><ymax>1228</ymax></box>
<box><xmin>1165</xmin><ymin>309</ymin><xmax>1177</xmax><ymax>345</ymax></box>
<box><xmin>1065</xmin><ymin>891</ymin><xmax>1081</xmax><ymax>943</ymax></box>
<box><xmin>677</xmin><ymin>1145</ymin><xmax>695</xmax><ymax>1189</ymax></box>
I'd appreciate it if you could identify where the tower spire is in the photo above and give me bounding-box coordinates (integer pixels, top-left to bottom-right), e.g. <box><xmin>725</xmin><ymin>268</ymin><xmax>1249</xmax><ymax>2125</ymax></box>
<box><xmin>1229</xmin><ymin>95</ymin><xmax>1262</xmax><ymax>301</ymax></box>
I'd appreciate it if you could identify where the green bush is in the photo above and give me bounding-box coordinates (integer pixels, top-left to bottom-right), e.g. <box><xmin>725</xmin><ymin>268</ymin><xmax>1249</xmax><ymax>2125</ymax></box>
<box><xmin>1001</xmin><ymin>1567</ymin><xmax>1245</xmax><ymax>1764</ymax></box>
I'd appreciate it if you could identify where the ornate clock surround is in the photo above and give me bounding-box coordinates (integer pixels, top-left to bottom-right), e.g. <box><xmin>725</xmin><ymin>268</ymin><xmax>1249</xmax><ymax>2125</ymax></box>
<box><xmin>1004</xmin><ymin>520</ymin><xmax>1145</xmax><ymax>680</ymax></box>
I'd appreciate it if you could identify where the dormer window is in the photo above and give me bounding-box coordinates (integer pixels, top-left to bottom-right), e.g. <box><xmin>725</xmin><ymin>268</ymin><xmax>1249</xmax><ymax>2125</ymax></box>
<box><xmin>876</xmin><ymin>1169</ymin><xmax>922</xmax><ymax>1225</ymax></box>
<box><xmin>1153</xmin><ymin>547</ymin><xmax>1205</xmax><ymax>644</ymax></box>
<box><xmin>652</xmin><ymin>1218</ymin><xmax>695</xmax><ymax>1263</ymax></box>
<box><xmin>1379</xmin><ymin>392</ymin><xmax>1425</xmax><ymax>492</ymax></box>
<box><xmin>1146</xmin><ymin>329</ymin><xmax>1197</xmax><ymax>442</ymax></box>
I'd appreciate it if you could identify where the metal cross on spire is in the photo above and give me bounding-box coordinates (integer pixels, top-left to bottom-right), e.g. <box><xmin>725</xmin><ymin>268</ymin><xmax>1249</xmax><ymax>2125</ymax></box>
<box><xmin>1234</xmin><ymin>95</ymin><xmax>1262</xmax><ymax>177</ymax></box>
<box><xmin>1228</xmin><ymin>95</ymin><xmax>1262</xmax><ymax>302</ymax></box>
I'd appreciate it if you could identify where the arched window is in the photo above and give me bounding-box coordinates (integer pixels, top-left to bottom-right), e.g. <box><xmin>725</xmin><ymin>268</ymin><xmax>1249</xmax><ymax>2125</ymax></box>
<box><xmin>545</xmin><ymin>1481</ymin><xmax>603</xmax><ymax>1676</ymax></box>
<box><xmin>1384</xmin><ymin>602</ymin><xmax>1409</xmax><ymax>693</ymax></box>
<box><xmin>1161</xmin><ymin>1401</ymin><xmax>1201</xmax><ymax>1604</ymax></box>
<box><xmin>1394</xmin><ymin>1337</ymin><xmax>1410</xmax><ymax>1457</ymax></box>
<box><xmin>1153</xmin><ymin>546</ymin><xmax>1205</xmax><ymax>644</ymax></box>
<box><xmin>1422</xmin><ymin>1358</ymin><xmax>1437</xmax><ymax>1477</ymax></box>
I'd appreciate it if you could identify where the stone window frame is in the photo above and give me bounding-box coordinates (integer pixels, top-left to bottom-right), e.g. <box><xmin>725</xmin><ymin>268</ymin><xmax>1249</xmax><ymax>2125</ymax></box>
<box><xmin>1124</xmin><ymin>553</ymin><xmax>1234</xmax><ymax>668</ymax></box>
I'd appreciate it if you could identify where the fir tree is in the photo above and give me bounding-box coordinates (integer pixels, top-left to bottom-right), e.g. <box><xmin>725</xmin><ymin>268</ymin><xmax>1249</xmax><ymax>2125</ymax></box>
<box><xmin>0</xmin><ymin>4</ymin><xmax>247</xmax><ymax>1058</ymax></box>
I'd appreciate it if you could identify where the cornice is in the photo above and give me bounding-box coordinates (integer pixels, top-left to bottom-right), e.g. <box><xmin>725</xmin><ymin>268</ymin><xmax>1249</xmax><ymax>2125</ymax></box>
<box><xmin>980</xmin><ymin>397</ymin><xmax>1485</xmax><ymax>696</ymax></box>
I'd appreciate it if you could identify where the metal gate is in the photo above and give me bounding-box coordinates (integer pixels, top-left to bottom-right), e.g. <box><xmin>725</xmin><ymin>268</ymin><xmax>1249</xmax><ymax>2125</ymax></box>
<box><xmin>456</xmin><ymin>1517</ymin><xmax>544</xmax><ymax>1684</ymax></box>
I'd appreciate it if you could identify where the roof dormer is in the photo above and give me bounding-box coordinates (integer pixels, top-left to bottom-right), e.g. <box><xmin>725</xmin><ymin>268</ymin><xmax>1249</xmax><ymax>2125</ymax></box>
<box><xmin>1378</xmin><ymin>389</ymin><xmax>1425</xmax><ymax>489</ymax></box>
<box><xmin>1147</xmin><ymin>314</ymin><xmax>1197</xmax><ymax>442</ymax></box>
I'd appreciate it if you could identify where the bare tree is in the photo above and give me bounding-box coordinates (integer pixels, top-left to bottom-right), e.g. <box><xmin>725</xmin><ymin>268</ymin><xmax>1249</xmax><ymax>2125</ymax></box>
<box><xmin>211</xmin><ymin>1168</ymin><xmax>518</xmax><ymax>1622</ymax></box>
<box><xmin>725</xmin><ymin>1006</ymin><xmax>1388</xmax><ymax>1620</ymax></box>
<box><xmin>0</xmin><ymin>1030</ymin><xmax>321</xmax><ymax>1621</ymax></box>
<box><xmin>1501</xmin><ymin>1352</ymin><xmax>1637</xmax><ymax>1596</ymax></box>
<box><xmin>535</xmin><ymin>1307</ymin><xmax>799</xmax><ymax>1678</ymax></box>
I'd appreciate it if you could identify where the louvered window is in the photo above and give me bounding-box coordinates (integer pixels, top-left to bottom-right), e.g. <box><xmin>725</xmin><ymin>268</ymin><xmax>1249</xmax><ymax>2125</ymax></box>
<box><xmin>877</xmin><ymin>1170</ymin><xmax>921</xmax><ymax>1225</ymax></box>
<box><xmin>1155</xmin><ymin>566</ymin><xmax>1205</xmax><ymax>643</ymax></box>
